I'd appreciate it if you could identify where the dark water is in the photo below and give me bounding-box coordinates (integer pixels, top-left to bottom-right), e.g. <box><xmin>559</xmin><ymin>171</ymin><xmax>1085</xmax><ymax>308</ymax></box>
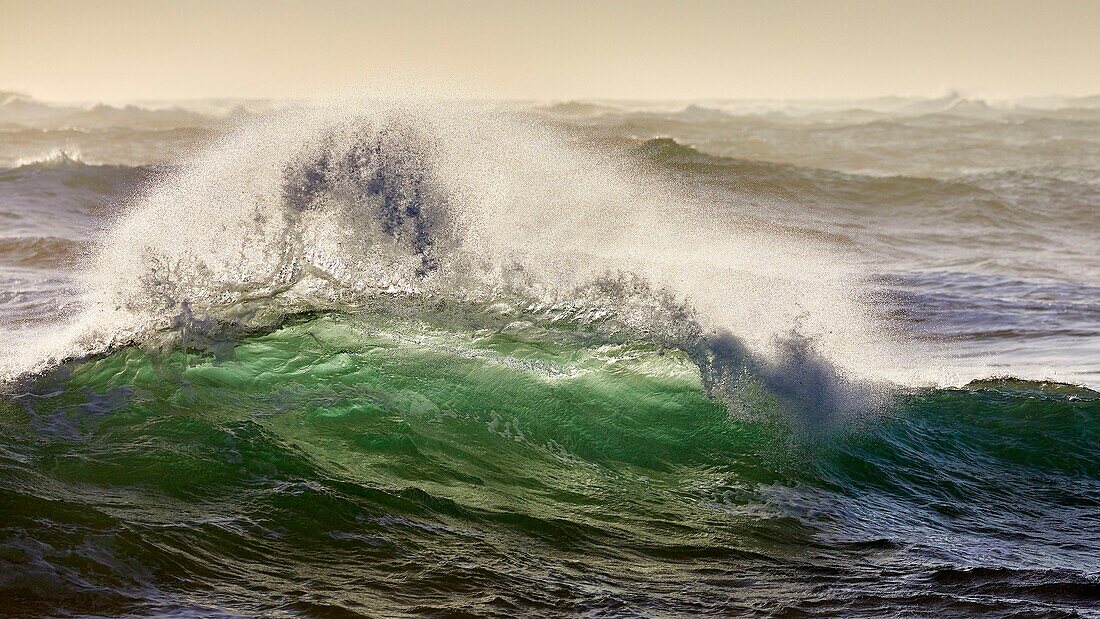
<box><xmin>0</xmin><ymin>93</ymin><xmax>1098</xmax><ymax>617</ymax></box>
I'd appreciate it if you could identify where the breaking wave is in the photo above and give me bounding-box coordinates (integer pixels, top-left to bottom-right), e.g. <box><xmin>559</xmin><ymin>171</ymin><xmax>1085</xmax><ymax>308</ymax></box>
<box><xmin>0</xmin><ymin>101</ymin><xmax>905</xmax><ymax>423</ymax></box>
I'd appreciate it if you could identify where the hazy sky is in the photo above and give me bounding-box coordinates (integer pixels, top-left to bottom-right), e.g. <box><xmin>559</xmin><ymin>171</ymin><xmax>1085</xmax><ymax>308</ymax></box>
<box><xmin>4</xmin><ymin>0</ymin><xmax>1099</xmax><ymax>102</ymax></box>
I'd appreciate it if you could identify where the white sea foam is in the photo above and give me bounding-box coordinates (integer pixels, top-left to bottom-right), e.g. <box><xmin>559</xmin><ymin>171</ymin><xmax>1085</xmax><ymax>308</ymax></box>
<box><xmin>0</xmin><ymin>98</ymin><xmax>917</xmax><ymax>418</ymax></box>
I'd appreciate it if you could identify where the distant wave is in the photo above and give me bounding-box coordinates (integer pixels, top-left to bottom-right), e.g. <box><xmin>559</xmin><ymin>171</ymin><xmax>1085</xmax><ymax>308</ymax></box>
<box><xmin>0</xmin><ymin>90</ymin><xmax>244</xmax><ymax>131</ymax></box>
<box><xmin>636</xmin><ymin>137</ymin><xmax>1100</xmax><ymax>233</ymax></box>
<box><xmin>549</xmin><ymin>92</ymin><xmax>1100</xmax><ymax>119</ymax></box>
<box><xmin>12</xmin><ymin>147</ymin><xmax>86</xmax><ymax>168</ymax></box>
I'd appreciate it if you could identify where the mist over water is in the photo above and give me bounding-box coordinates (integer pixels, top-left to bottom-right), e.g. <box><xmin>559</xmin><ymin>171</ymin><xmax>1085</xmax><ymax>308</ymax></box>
<box><xmin>0</xmin><ymin>92</ymin><xmax>1098</xmax><ymax>617</ymax></box>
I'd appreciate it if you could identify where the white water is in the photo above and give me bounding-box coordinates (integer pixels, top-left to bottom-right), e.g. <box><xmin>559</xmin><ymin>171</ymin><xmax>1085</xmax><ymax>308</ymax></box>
<box><xmin>1</xmin><ymin>100</ymin><xmax>917</xmax><ymax>412</ymax></box>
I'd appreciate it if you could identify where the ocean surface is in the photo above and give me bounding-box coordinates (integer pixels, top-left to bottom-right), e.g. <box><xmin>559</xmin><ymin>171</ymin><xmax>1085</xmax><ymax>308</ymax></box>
<box><xmin>0</xmin><ymin>91</ymin><xmax>1097</xmax><ymax>617</ymax></box>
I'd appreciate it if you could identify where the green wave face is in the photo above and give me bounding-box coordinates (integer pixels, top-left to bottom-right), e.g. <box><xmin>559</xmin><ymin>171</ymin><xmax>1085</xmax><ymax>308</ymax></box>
<box><xmin>2</xmin><ymin>315</ymin><xmax>1098</xmax><ymax>617</ymax></box>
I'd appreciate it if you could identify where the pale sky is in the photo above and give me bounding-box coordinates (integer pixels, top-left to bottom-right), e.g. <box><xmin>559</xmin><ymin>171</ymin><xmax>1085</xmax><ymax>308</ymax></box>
<box><xmin>3</xmin><ymin>0</ymin><xmax>1099</xmax><ymax>102</ymax></box>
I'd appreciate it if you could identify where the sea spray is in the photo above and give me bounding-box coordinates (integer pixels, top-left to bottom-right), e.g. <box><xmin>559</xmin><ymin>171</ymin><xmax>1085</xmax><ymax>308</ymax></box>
<box><xmin>2</xmin><ymin>99</ymin><xmax>901</xmax><ymax>424</ymax></box>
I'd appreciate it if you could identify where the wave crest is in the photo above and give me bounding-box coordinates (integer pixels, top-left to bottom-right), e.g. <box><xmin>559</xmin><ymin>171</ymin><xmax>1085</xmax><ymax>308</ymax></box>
<box><xmin>1</xmin><ymin>101</ymin><xmax>905</xmax><ymax>424</ymax></box>
<box><xmin>13</xmin><ymin>148</ymin><xmax>85</xmax><ymax>168</ymax></box>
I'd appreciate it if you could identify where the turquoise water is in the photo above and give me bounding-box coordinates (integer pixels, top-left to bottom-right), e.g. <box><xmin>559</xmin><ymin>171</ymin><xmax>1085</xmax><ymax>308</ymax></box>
<box><xmin>2</xmin><ymin>314</ymin><xmax>1097</xmax><ymax>616</ymax></box>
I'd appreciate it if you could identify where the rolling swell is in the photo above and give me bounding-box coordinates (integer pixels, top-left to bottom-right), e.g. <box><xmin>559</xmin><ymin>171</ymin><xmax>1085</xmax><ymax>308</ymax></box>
<box><xmin>0</xmin><ymin>316</ymin><xmax>1096</xmax><ymax>617</ymax></box>
<box><xmin>636</xmin><ymin>136</ymin><xmax>1099</xmax><ymax>233</ymax></box>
